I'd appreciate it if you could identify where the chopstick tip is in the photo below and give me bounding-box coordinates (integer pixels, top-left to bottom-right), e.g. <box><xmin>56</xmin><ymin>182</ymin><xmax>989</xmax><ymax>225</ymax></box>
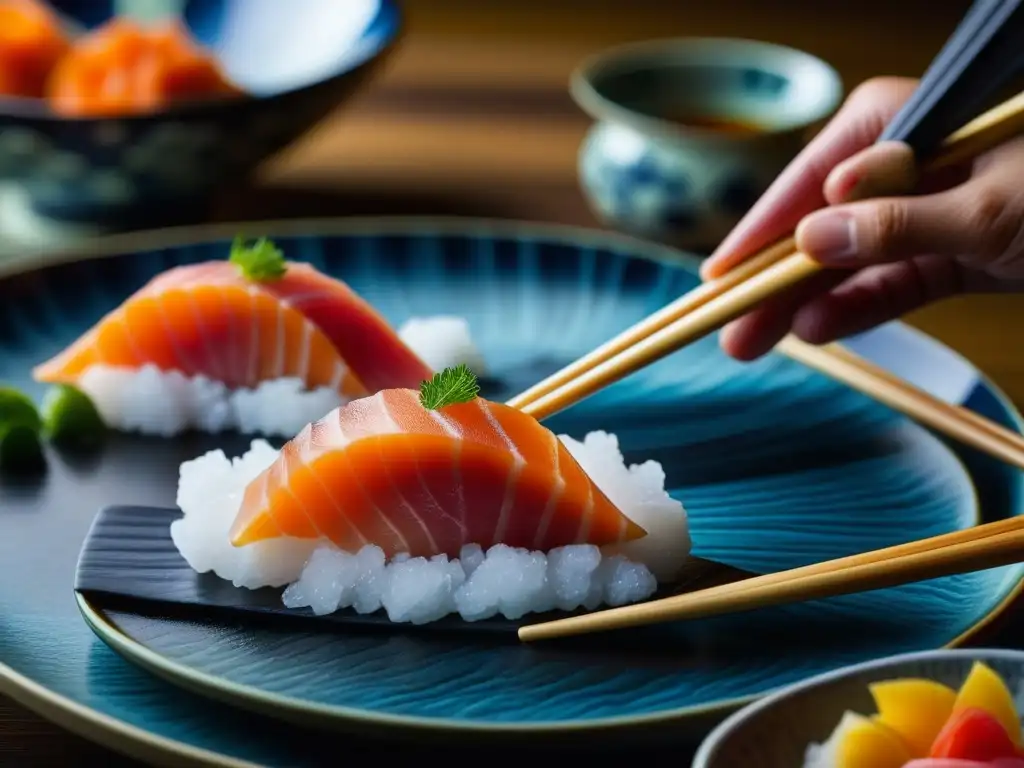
<box><xmin>518</xmin><ymin>603</ymin><xmax>652</xmax><ymax>642</ymax></box>
<box><xmin>518</xmin><ymin>614</ymin><xmax>599</xmax><ymax>642</ymax></box>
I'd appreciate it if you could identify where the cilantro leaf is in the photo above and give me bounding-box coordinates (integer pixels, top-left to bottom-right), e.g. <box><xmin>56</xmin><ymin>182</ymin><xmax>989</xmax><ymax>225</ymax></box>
<box><xmin>229</xmin><ymin>236</ymin><xmax>287</xmax><ymax>281</ymax></box>
<box><xmin>419</xmin><ymin>365</ymin><xmax>480</xmax><ymax>410</ymax></box>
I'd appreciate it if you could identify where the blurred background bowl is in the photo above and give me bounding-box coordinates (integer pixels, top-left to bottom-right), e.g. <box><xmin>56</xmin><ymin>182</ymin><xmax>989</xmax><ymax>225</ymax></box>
<box><xmin>0</xmin><ymin>0</ymin><xmax>401</xmax><ymax>246</ymax></box>
<box><xmin>692</xmin><ymin>648</ymin><xmax>1024</xmax><ymax>768</ymax></box>
<box><xmin>571</xmin><ymin>37</ymin><xmax>843</xmax><ymax>252</ymax></box>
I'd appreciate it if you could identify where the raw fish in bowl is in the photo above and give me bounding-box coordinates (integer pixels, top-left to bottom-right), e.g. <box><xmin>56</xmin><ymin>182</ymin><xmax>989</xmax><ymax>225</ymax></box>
<box><xmin>0</xmin><ymin>0</ymin><xmax>401</xmax><ymax>238</ymax></box>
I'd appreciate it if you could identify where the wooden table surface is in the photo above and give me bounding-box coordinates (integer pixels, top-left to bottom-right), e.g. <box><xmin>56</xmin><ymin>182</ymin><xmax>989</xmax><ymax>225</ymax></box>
<box><xmin>5</xmin><ymin>1</ymin><xmax>1024</xmax><ymax>765</ymax></box>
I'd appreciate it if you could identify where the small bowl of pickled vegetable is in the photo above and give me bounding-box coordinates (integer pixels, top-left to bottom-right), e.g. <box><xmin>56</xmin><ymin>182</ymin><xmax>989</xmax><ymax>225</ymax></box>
<box><xmin>0</xmin><ymin>0</ymin><xmax>400</xmax><ymax>243</ymax></box>
<box><xmin>693</xmin><ymin>648</ymin><xmax>1024</xmax><ymax>768</ymax></box>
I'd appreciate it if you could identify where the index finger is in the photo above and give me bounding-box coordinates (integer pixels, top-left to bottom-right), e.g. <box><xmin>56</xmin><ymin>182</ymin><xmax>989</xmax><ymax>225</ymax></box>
<box><xmin>700</xmin><ymin>77</ymin><xmax>918</xmax><ymax>280</ymax></box>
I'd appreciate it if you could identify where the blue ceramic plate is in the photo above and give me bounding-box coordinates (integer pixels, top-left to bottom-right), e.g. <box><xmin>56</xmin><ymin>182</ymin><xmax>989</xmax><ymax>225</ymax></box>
<box><xmin>0</xmin><ymin>218</ymin><xmax>1022</xmax><ymax>765</ymax></box>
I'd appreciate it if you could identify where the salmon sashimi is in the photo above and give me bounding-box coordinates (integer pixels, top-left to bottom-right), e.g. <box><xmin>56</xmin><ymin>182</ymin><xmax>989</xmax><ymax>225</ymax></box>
<box><xmin>33</xmin><ymin>259</ymin><xmax>432</xmax><ymax>396</ymax></box>
<box><xmin>229</xmin><ymin>389</ymin><xmax>648</xmax><ymax>558</ymax></box>
<box><xmin>47</xmin><ymin>18</ymin><xmax>240</xmax><ymax>117</ymax></box>
<box><xmin>0</xmin><ymin>0</ymin><xmax>71</xmax><ymax>98</ymax></box>
<box><xmin>261</xmin><ymin>261</ymin><xmax>434</xmax><ymax>395</ymax></box>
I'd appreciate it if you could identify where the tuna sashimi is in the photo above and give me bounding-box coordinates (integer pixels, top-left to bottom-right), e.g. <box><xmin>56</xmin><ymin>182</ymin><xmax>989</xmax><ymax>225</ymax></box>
<box><xmin>33</xmin><ymin>242</ymin><xmax>432</xmax><ymax>396</ymax></box>
<box><xmin>229</xmin><ymin>388</ymin><xmax>647</xmax><ymax>558</ymax></box>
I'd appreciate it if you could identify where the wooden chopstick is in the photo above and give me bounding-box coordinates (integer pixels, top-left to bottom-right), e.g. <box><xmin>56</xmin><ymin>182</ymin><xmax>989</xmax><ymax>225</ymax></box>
<box><xmin>518</xmin><ymin>516</ymin><xmax>1024</xmax><ymax>642</ymax></box>
<box><xmin>503</xmin><ymin>235</ymin><xmax>797</xmax><ymax>411</ymax></box>
<box><xmin>515</xmin><ymin>251</ymin><xmax>822</xmax><ymax>420</ymax></box>
<box><xmin>509</xmin><ymin>90</ymin><xmax>1024</xmax><ymax>422</ymax></box>
<box><xmin>614</xmin><ymin>516</ymin><xmax>1024</xmax><ymax>610</ymax></box>
<box><xmin>776</xmin><ymin>337</ymin><xmax>1024</xmax><ymax>470</ymax></box>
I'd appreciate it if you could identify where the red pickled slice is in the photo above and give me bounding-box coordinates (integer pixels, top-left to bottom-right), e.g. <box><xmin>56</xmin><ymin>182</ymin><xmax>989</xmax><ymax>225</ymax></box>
<box><xmin>952</xmin><ymin>662</ymin><xmax>1023</xmax><ymax>746</ymax></box>
<box><xmin>903</xmin><ymin>760</ymin><xmax>1024</xmax><ymax>767</ymax></box>
<box><xmin>930</xmin><ymin>707</ymin><xmax>1019</xmax><ymax>762</ymax></box>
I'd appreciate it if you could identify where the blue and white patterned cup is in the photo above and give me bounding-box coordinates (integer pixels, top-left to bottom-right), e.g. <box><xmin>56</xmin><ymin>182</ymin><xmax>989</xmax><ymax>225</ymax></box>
<box><xmin>571</xmin><ymin>38</ymin><xmax>843</xmax><ymax>252</ymax></box>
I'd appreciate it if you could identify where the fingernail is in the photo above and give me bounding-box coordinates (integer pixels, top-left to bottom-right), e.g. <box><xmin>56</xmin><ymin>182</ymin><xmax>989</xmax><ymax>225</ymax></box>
<box><xmin>798</xmin><ymin>211</ymin><xmax>859</xmax><ymax>265</ymax></box>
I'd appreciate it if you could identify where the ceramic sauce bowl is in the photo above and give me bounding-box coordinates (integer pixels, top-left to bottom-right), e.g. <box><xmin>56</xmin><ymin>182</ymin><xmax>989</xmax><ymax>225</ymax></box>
<box><xmin>571</xmin><ymin>37</ymin><xmax>843</xmax><ymax>251</ymax></box>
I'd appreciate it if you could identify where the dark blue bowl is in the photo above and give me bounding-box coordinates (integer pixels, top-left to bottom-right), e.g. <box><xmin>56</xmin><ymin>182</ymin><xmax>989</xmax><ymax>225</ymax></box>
<box><xmin>0</xmin><ymin>0</ymin><xmax>401</xmax><ymax>237</ymax></box>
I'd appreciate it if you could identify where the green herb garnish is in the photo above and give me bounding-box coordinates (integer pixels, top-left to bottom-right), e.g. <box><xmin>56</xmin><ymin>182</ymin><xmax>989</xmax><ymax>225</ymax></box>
<box><xmin>0</xmin><ymin>385</ymin><xmax>42</xmax><ymax>432</ymax></box>
<box><xmin>0</xmin><ymin>424</ymin><xmax>45</xmax><ymax>474</ymax></box>
<box><xmin>41</xmin><ymin>384</ymin><xmax>107</xmax><ymax>450</ymax></box>
<box><xmin>419</xmin><ymin>365</ymin><xmax>480</xmax><ymax>410</ymax></box>
<box><xmin>229</xmin><ymin>236</ymin><xmax>287</xmax><ymax>282</ymax></box>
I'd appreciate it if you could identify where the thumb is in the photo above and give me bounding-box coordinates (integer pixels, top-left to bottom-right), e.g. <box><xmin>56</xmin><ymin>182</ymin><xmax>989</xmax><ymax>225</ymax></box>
<box><xmin>795</xmin><ymin>183</ymin><xmax>1024</xmax><ymax>272</ymax></box>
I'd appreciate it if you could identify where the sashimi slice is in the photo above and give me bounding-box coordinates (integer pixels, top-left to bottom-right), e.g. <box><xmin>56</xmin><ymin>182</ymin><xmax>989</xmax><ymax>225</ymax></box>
<box><xmin>952</xmin><ymin>663</ymin><xmax>1022</xmax><ymax>747</ymax></box>
<box><xmin>870</xmin><ymin>678</ymin><xmax>958</xmax><ymax>756</ymax></box>
<box><xmin>229</xmin><ymin>389</ymin><xmax>647</xmax><ymax>558</ymax></box>
<box><xmin>256</xmin><ymin>262</ymin><xmax>433</xmax><ymax>394</ymax></box>
<box><xmin>33</xmin><ymin>260</ymin><xmax>431</xmax><ymax>396</ymax></box>
<box><xmin>0</xmin><ymin>0</ymin><xmax>70</xmax><ymax>98</ymax></box>
<box><xmin>47</xmin><ymin>18</ymin><xmax>241</xmax><ymax>116</ymax></box>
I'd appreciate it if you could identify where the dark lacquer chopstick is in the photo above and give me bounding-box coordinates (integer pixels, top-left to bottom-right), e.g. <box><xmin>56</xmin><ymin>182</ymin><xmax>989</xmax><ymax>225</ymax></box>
<box><xmin>880</xmin><ymin>0</ymin><xmax>1024</xmax><ymax>157</ymax></box>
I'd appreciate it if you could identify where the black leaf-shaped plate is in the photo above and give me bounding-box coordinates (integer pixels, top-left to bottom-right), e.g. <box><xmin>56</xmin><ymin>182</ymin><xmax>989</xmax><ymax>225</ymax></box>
<box><xmin>75</xmin><ymin>505</ymin><xmax>750</xmax><ymax>638</ymax></box>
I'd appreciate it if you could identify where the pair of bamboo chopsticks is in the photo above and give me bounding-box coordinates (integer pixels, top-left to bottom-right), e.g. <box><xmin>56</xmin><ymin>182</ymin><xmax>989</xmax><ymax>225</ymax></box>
<box><xmin>510</xmin><ymin>89</ymin><xmax>1024</xmax><ymax>424</ymax></box>
<box><xmin>518</xmin><ymin>515</ymin><xmax>1024</xmax><ymax>642</ymax></box>
<box><xmin>513</xmin><ymin>92</ymin><xmax>1024</xmax><ymax>644</ymax></box>
<box><xmin>508</xmin><ymin>90</ymin><xmax>1024</xmax><ymax>474</ymax></box>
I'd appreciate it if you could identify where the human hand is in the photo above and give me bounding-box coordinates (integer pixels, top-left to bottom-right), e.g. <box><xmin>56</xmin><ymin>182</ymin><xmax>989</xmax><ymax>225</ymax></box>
<box><xmin>700</xmin><ymin>76</ymin><xmax>1024</xmax><ymax>362</ymax></box>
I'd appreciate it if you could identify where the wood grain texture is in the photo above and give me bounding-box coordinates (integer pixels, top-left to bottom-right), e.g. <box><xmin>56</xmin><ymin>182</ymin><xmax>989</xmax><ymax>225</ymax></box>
<box><xmin>7</xmin><ymin>0</ymin><xmax>1024</xmax><ymax>764</ymax></box>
